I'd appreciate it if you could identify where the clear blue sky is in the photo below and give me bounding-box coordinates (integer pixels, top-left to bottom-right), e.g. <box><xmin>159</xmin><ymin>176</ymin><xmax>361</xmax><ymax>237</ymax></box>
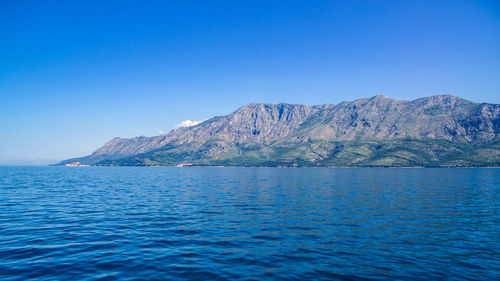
<box><xmin>1</xmin><ymin>0</ymin><xmax>499</xmax><ymax>165</ymax></box>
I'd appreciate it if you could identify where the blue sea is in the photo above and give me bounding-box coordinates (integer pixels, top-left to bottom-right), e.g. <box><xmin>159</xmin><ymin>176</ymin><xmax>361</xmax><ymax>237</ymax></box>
<box><xmin>0</xmin><ymin>167</ymin><xmax>498</xmax><ymax>280</ymax></box>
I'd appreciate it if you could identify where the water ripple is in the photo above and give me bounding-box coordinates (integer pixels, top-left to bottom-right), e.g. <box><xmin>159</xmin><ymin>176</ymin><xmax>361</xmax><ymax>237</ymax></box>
<box><xmin>0</xmin><ymin>166</ymin><xmax>499</xmax><ymax>280</ymax></box>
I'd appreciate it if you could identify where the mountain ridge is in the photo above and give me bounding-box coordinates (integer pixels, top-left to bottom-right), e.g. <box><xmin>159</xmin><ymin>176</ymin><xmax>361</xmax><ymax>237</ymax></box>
<box><xmin>57</xmin><ymin>95</ymin><xmax>500</xmax><ymax>167</ymax></box>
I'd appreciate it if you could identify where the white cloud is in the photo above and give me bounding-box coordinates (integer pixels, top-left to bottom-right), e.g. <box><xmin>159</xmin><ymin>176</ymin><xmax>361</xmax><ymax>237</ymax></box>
<box><xmin>175</xmin><ymin>119</ymin><xmax>205</xmax><ymax>128</ymax></box>
<box><xmin>158</xmin><ymin>130</ymin><xmax>166</xmax><ymax>135</ymax></box>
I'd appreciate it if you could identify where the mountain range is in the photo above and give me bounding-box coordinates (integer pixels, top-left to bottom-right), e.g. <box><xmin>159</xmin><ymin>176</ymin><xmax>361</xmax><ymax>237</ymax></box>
<box><xmin>57</xmin><ymin>95</ymin><xmax>500</xmax><ymax>167</ymax></box>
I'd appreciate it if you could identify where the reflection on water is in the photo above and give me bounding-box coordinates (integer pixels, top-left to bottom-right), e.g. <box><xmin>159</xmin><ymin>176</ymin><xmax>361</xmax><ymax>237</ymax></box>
<box><xmin>0</xmin><ymin>167</ymin><xmax>498</xmax><ymax>280</ymax></box>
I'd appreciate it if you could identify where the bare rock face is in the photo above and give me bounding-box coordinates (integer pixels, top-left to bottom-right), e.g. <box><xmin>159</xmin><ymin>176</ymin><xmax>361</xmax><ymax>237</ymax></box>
<box><xmin>57</xmin><ymin>95</ymin><xmax>500</xmax><ymax>166</ymax></box>
<box><xmin>297</xmin><ymin>95</ymin><xmax>499</xmax><ymax>144</ymax></box>
<box><xmin>167</xmin><ymin>103</ymin><xmax>317</xmax><ymax>146</ymax></box>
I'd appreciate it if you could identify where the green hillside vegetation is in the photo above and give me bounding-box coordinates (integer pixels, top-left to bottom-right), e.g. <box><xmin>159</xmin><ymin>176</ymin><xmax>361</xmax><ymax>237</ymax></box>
<box><xmin>98</xmin><ymin>139</ymin><xmax>500</xmax><ymax>167</ymax></box>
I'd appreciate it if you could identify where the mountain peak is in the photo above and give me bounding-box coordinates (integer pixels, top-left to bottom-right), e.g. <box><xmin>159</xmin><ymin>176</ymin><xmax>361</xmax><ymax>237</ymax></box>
<box><xmin>57</xmin><ymin>95</ymin><xmax>500</xmax><ymax>167</ymax></box>
<box><xmin>372</xmin><ymin>94</ymin><xmax>389</xmax><ymax>100</ymax></box>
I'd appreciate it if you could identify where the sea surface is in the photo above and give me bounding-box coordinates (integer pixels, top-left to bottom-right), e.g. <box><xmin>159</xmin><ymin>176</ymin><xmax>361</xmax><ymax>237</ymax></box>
<box><xmin>0</xmin><ymin>167</ymin><xmax>498</xmax><ymax>281</ymax></box>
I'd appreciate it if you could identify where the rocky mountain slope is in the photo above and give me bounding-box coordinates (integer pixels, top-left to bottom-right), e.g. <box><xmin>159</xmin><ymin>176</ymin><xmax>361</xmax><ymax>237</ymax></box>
<box><xmin>58</xmin><ymin>95</ymin><xmax>500</xmax><ymax>167</ymax></box>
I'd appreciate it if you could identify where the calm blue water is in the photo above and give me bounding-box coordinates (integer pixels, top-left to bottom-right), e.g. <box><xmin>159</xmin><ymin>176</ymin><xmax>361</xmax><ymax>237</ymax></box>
<box><xmin>0</xmin><ymin>167</ymin><xmax>498</xmax><ymax>281</ymax></box>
